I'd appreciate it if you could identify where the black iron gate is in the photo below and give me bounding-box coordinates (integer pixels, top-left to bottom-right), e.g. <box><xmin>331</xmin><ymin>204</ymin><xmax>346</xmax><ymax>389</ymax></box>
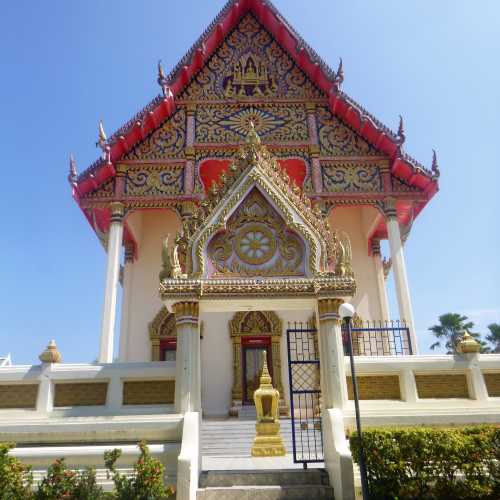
<box><xmin>287</xmin><ymin>323</ymin><xmax>323</xmax><ymax>467</ymax></box>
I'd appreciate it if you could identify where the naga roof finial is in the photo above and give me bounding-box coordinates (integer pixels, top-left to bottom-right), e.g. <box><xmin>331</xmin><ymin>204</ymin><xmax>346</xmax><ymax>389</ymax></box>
<box><xmin>68</xmin><ymin>154</ymin><xmax>78</xmax><ymax>186</ymax></box>
<box><xmin>397</xmin><ymin>115</ymin><xmax>406</xmax><ymax>145</ymax></box>
<box><xmin>96</xmin><ymin>119</ymin><xmax>108</xmax><ymax>153</ymax></box>
<box><xmin>157</xmin><ymin>60</ymin><xmax>173</xmax><ymax>99</ymax></box>
<box><xmin>432</xmin><ymin>149</ymin><xmax>440</xmax><ymax>178</ymax></box>
<box><xmin>333</xmin><ymin>57</ymin><xmax>344</xmax><ymax>91</ymax></box>
<box><xmin>246</xmin><ymin>120</ymin><xmax>261</xmax><ymax>145</ymax></box>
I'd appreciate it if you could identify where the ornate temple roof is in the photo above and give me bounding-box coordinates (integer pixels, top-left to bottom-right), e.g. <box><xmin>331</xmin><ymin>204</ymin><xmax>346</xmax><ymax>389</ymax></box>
<box><xmin>73</xmin><ymin>0</ymin><xmax>439</xmax><ymax>199</ymax></box>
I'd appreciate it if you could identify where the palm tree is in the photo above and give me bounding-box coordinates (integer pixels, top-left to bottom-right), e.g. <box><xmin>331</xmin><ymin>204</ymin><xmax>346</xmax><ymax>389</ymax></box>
<box><xmin>486</xmin><ymin>323</ymin><xmax>500</xmax><ymax>353</ymax></box>
<box><xmin>429</xmin><ymin>313</ymin><xmax>477</xmax><ymax>354</ymax></box>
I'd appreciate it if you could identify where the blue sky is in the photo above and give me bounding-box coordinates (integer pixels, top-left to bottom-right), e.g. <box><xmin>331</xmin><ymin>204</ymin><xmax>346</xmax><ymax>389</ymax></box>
<box><xmin>1</xmin><ymin>0</ymin><xmax>498</xmax><ymax>364</ymax></box>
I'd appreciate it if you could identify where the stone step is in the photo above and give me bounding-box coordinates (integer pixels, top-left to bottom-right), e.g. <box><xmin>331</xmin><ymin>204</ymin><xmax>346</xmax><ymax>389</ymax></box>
<box><xmin>200</xmin><ymin>469</ymin><xmax>329</xmax><ymax>487</ymax></box>
<box><xmin>197</xmin><ymin>484</ymin><xmax>335</xmax><ymax>499</ymax></box>
<box><xmin>197</xmin><ymin>469</ymin><xmax>334</xmax><ymax>499</ymax></box>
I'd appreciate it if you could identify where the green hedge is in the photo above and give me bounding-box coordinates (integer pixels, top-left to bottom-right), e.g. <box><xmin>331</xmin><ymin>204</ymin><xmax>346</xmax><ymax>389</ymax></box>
<box><xmin>349</xmin><ymin>426</ymin><xmax>500</xmax><ymax>500</ymax></box>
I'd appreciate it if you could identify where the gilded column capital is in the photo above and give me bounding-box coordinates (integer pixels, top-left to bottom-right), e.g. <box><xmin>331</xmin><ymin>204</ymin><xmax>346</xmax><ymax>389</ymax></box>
<box><xmin>309</xmin><ymin>143</ymin><xmax>320</xmax><ymax>157</ymax></box>
<box><xmin>110</xmin><ymin>201</ymin><xmax>125</xmax><ymax>223</ymax></box>
<box><xmin>115</xmin><ymin>163</ymin><xmax>128</xmax><ymax>176</ymax></box>
<box><xmin>172</xmin><ymin>301</ymin><xmax>199</xmax><ymax>325</ymax></box>
<box><xmin>305</xmin><ymin>102</ymin><xmax>317</xmax><ymax>113</ymax></box>
<box><xmin>383</xmin><ymin>197</ymin><xmax>397</xmax><ymax>220</ymax></box>
<box><xmin>186</xmin><ymin>103</ymin><xmax>196</xmax><ymax>116</ymax></box>
<box><xmin>317</xmin><ymin>298</ymin><xmax>344</xmax><ymax>322</ymax></box>
<box><xmin>185</xmin><ymin>146</ymin><xmax>195</xmax><ymax>160</ymax></box>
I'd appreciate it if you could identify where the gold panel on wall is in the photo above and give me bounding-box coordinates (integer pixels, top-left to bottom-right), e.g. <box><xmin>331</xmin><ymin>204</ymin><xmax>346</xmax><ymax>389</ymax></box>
<box><xmin>54</xmin><ymin>382</ymin><xmax>108</xmax><ymax>407</ymax></box>
<box><xmin>484</xmin><ymin>372</ymin><xmax>500</xmax><ymax>397</ymax></box>
<box><xmin>122</xmin><ymin>380</ymin><xmax>175</xmax><ymax>405</ymax></box>
<box><xmin>415</xmin><ymin>374</ymin><xmax>469</xmax><ymax>399</ymax></box>
<box><xmin>0</xmin><ymin>384</ymin><xmax>38</xmax><ymax>409</ymax></box>
<box><xmin>346</xmin><ymin>375</ymin><xmax>401</xmax><ymax>400</ymax></box>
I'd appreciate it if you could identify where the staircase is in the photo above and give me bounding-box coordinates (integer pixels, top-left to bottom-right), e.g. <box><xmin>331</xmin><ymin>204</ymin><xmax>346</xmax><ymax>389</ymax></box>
<box><xmin>199</xmin><ymin>419</ymin><xmax>334</xmax><ymax>499</ymax></box>
<box><xmin>197</xmin><ymin>469</ymin><xmax>334</xmax><ymax>499</ymax></box>
<box><xmin>202</xmin><ymin>418</ymin><xmax>293</xmax><ymax>457</ymax></box>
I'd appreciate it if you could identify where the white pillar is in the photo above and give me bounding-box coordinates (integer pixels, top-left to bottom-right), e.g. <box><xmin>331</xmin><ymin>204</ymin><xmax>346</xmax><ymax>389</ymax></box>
<box><xmin>371</xmin><ymin>240</ymin><xmax>390</xmax><ymax>322</ymax></box>
<box><xmin>173</xmin><ymin>301</ymin><xmax>201</xmax><ymax>414</ymax></box>
<box><xmin>99</xmin><ymin>202</ymin><xmax>125</xmax><ymax>363</ymax></box>
<box><xmin>36</xmin><ymin>364</ymin><xmax>54</xmax><ymax>415</ymax></box>
<box><xmin>385</xmin><ymin>198</ymin><xmax>418</xmax><ymax>353</ymax></box>
<box><xmin>317</xmin><ymin>298</ymin><xmax>348</xmax><ymax>410</ymax></box>
<box><xmin>118</xmin><ymin>245</ymin><xmax>134</xmax><ymax>362</ymax></box>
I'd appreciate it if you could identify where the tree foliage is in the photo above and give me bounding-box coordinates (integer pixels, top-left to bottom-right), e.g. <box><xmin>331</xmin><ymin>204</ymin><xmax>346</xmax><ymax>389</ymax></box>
<box><xmin>429</xmin><ymin>313</ymin><xmax>477</xmax><ymax>353</ymax></box>
<box><xmin>486</xmin><ymin>323</ymin><xmax>500</xmax><ymax>353</ymax></box>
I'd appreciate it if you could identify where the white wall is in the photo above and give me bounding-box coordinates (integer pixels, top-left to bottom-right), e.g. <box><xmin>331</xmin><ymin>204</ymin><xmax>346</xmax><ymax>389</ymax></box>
<box><xmin>329</xmin><ymin>206</ymin><xmax>385</xmax><ymax>322</ymax></box>
<box><xmin>120</xmin><ymin>209</ymin><xmax>181</xmax><ymax>362</ymax></box>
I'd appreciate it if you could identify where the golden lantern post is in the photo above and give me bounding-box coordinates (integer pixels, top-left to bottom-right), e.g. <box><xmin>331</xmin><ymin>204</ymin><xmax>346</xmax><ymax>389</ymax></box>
<box><xmin>251</xmin><ymin>352</ymin><xmax>286</xmax><ymax>457</ymax></box>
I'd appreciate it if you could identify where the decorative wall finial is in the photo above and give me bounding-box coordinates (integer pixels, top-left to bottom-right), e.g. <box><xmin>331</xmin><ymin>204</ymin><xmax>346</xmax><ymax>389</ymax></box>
<box><xmin>157</xmin><ymin>60</ymin><xmax>173</xmax><ymax>99</ymax></box>
<box><xmin>432</xmin><ymin>149</ymin><xmax>440</xmax><ymax>178</ymax></box>
<box><xmin>246</xmin><ymin>120</ymin><xmax>261</xmax><ymax>145</ymax></box>
<box><xmin>39</xmin><ymin>340</ymin><xmax>62</xmax><ymax>364</ymax></box>
<box><xmin>332</xmin><ymin>57</ymin><xmax>344</xmax><ymax>92</ymax></box>
<box><xmin>456</xmin><ymin>330</ymin><xmax>480</xmax><ymax>354</ymax></box>
<box><xmin>396</xmin><ymin>115</ymin><xmax>406</xmax><ymax>146</ymax></box>
<box><xmin>68</xmin><ymin>154</ymin><xmax>78</xmax><ymax>186</ymax></box>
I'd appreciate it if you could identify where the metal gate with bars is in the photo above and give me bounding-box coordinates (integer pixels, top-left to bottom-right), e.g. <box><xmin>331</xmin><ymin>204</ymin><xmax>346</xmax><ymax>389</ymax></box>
<box><xmin>286</xmin><ymin>323</ymin><xmax>324</xmax><ymax>467</ymax></box>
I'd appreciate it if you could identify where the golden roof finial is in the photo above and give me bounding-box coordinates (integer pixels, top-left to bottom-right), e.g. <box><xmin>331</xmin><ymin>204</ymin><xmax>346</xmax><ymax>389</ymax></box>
<box><xmin>246</xmin><ymin>120</ymin><xmax>261</xmax><ymax>145</ymax></box>
<box><xmin>259</xmin><ymin>351</ymin><xmax>273</xmax><ymax>388</ymax></box>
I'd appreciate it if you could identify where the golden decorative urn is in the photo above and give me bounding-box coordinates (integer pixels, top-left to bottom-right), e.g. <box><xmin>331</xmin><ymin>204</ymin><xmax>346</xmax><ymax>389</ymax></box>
<box><xmin>251</xmin><ymin>352</ymin><xmax>286</xmax><ymax>457</ymax></box>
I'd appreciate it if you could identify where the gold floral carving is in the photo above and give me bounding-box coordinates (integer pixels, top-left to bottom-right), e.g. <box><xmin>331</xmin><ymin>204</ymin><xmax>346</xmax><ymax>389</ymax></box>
<box><xmin>195</xmin><ymin>104</ymin><xmax>308</xmax><ymax>144</ymax></box>
<box><xmin>81</xmin><ymin>178</ymin><xmax>115</xmax><ymax>199</ymax></box>
<box><xmin>179</xmin><ymin>14</ymin><xmax>322</xmax><ymax>101</ymax></box>
<box><xmin>317</xmin><ymin>106</ymin><xmax>382</xmax><ymax>156</ymax></box>
<box><xmin>229</xmin><ymin>311</ymin><xmax>287</xmax><ymax>415</ymax></box>
<box><xmin>124</xmin><ymin>108</ymin><xmax>186</xmax><ymax>160</ymax></box>
<box><xmin>126</xmin><ymin>164</ymin><xmax>184</xmax><ymax>196</ymax></box>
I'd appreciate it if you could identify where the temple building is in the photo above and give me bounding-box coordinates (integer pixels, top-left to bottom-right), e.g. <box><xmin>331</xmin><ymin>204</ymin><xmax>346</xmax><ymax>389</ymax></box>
<box><xmin>1</xmin><ymin>1</ymin><xmax>499</xmax><ymax>499</ymax></box>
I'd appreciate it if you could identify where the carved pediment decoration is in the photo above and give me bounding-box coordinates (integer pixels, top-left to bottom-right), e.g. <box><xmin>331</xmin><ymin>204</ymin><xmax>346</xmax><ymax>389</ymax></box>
<box><xmin>229</xmin><ymin>310</ymin><xmax>282</xmax><ymax>338</ymax></box>
<box><xmin>207</xmin><ymin>190</ymin><xmax>305</xmax><ymax>277</ymax></box>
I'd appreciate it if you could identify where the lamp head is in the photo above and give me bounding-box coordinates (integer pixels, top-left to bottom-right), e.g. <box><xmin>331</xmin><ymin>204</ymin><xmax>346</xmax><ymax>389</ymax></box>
<box><xmin>339</xmin><ymin>302</ymin><xmax>356</xmax><ymax>321</ymax></box>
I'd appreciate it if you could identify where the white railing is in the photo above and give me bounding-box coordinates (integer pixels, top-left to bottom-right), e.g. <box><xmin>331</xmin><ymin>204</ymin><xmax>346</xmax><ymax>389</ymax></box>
<box><xmin>342</xmin><ymin>353</ymin><xmax>500</xmax><ymax>427</ymax></box>
<box><xmin>0</xmin><ymin>361</ymin><xmax>176</xmax><ymax>418</ymax></box>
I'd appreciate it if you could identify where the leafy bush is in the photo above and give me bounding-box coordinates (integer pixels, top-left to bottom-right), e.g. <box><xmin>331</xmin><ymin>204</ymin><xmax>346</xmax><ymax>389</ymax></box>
<box><xmin>35</xmin><ymin>458</ymin><xmax>103</xmax><ymax>499</ymax></box>
<box><xmin>0</xmin><ymin>442</ymin><xmax>33</xmax><ymax>499</ymax></box>
<box><xmin>350</xmin><ymin>426</ymin><xmax>500</xmax><ymax>499</ymax></box>
<box><xmin>104</xmin><ymin>441</ymin><xmax>174</xmax><ymax>499</ymax></box>
<box><xmin>0</xmin><ymin>441</ymin><xmax>173</xmax><ymax>499</ymax></box>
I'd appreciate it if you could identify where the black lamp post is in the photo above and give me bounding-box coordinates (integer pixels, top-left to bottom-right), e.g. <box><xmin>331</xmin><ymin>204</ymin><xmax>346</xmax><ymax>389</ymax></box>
<box><xmin>339</xmin><ymin>302</ymin><xmax>369</xmax><ymax>500</ymax></box>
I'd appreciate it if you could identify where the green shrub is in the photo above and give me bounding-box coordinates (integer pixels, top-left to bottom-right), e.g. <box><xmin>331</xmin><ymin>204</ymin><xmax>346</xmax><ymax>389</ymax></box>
<box><xmin>35</xmin><ymin>458</ymin><xmax>104</xmax><ymax>499</ymax></box>
<box><xmin>350</xmin><ymin>426</ymin><xmax>500</xmax><ymax>500</ymax></box>
<box><xmin>0</xmin><ymin>442</ymin><xmax>33</xmax><ymax>499</ymax></box>
<box><xmin>104</xmin><ymin>441</ymin><xmax>174</xmax><ymax>499</ymax></box>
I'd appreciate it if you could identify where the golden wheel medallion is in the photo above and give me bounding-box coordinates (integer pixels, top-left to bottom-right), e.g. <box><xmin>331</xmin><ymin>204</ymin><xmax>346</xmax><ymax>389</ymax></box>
<box><xmin>235</xmin><ymin>223</ymin><xmax>276</xmax><ymax>265</ymax></box>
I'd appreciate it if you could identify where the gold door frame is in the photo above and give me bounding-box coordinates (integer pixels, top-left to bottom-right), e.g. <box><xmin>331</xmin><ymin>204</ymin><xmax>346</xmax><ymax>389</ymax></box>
<box><xmin>149</xmin><ymin>306</ymin><xmax>177</xmax><ymax>361</ymax></box>
<box><xmin>229</xmin><ymin>310</ymin><xmax>287</xmax><ymax>414</ymax></box>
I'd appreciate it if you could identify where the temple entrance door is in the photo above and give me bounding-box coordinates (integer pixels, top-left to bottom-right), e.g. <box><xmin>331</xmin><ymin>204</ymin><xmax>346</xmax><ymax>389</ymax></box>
<box><xmin>242</xmin><ymin>336</ymin><xmax>272</xmax><ymax>405</ymax></box>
